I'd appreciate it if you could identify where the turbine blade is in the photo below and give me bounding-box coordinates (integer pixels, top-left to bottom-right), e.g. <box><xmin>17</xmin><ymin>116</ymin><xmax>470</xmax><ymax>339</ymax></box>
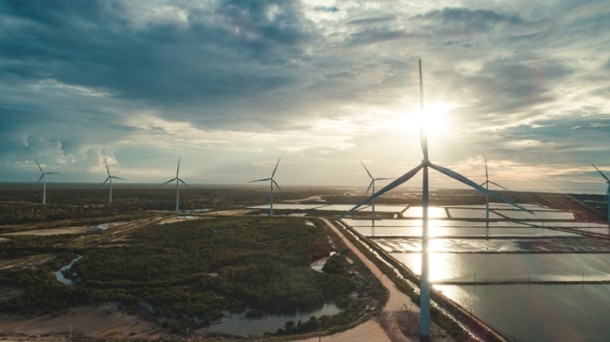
<box><xmin>592</xmin><ymin>163</ymin><xmax>610</xmax><ymax>182</ymax></box>
<box><xmin>360</xmin><ymin>161</ymin><xmax>373</xmax><ymax>179</ymax></box>
<box><xmin>38</xmin><ymin>174</ymin><xmax>44</xmax><ymax>182</ymax></box>
<box><xmin>375</xmin><ymin>177</ymin><xmax>393</xmax><ymax>181</ymax></box>
<box><xmin>103</xmin><ymin>176</ymin><xmax>110</xmax><ymax>185</ymax></box>
<box><xmin>113</xmin><ymin>176</ymin><xmax>127</xmax><ymax>181</ymax></box>
<box><xmin>250</xmin><ymin>178</ymin><xmax>271</xmax><ymax>183</ymax></box>
<box><xmin>178</xmin><ymin>178</ymin><xmax>189</xmax><ymax>188</ymax></box>
<box><xmin>479</xmin><ymin>181</ymin><xmax>488</xmax><ymax>187</ymax></box>
<box><xmin>429</xmin><ymin>163</ymin><xmax>534</xmax><ymax>214</ymax></box>
<box><xmin>346</xmin><ymin>163</ymin><xmax>424</xmax><ymax>214</ymax></box>
<box><xmin>488</xmin><ymin>180</ymin><xmax>510</xmax><ymax>191</ymax></box>
<box><xmin>365</xmin><ymin>181</ymin><xmax>374</xmax><ymax>196</ymax></box>
<box><xmin>420</xmin><ymin>128</ymin><xmax>429</xmax><ymax>160</ymax></box>
<box><xmin>272</xmin><ymin>179</ymin><xmax>281</xmax><ymax>191</ymax></box>
<box><xmin>35</xmin><ymin>159</ymin><xmax>44</xmax><ymax>173</ymax></box>
<box><xmin>46</xmin><ymin>172</ymin><xmax>60</xmax><ymax>175</ymax></box>
<box><xmin>419</xmin><ymin>59</ymin><xmax>429</xmax><ymax>161</ymax></box>
<box><xmin>160</xmin><ymin>178</ymin><xmax>176</xmax><ymax>186</ymax></box>
<box><xmin>271</xmin><ymin>157</ymin><xmax>281</xmax><ymax>177</ymax></box>
<box><xmin>104</xmin><ymin>158</ymin><xmax>110</xmax><ymax>176</ymax></box>
<box><xmin>176</xmin><ymin>157</ymin><xmax>181</xmax><ymax>177</ymax></box>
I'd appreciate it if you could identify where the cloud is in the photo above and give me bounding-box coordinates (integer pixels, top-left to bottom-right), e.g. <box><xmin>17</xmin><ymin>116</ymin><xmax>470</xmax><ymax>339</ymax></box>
<box><xmin>0</xmin><ymin>0</ymin><xmax>609</xmax><ymax>192</ymax></box>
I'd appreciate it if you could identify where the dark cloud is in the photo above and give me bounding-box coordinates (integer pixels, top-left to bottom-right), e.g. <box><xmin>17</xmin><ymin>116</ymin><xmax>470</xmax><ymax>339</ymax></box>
<box><xmin>0</xmin><ymin>0</ymin><xmax>316</xmax><ymax>127</ymax></box>
<box><xmin>452</xmin><ymin>58</ymin><xmax>574</xmax><ymax>125</ymax></box>
<box><xmin>484</xmin><ymin>112</ymin><xmax>610</xmax><ymax>165</ymax></box>
<box><xmin>417</xmin><ymin>7</ymin><xmax>523</xmax><ymax>29</ymax></box>
<box><xmin>314</xmin><ymin>6</ymin><xmax>339</xmax><ymax>13</ymax></box>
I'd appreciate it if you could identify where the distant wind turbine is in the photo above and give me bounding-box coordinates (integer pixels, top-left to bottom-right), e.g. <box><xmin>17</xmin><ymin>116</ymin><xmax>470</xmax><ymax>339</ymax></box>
<box><xmin>250</xmin><ymin>158</ymin><xmax>281</xmax><ymax>216</ymax></box>
<box><xmin>35</xmin><ymin>159</ymin><xmax>59</xmax><ymax>205</ymax></box>
<box><xmin>161</xmin><ymin>157</ymin><xmax>189</xmax><ymax>213</ymax></box>
<box><xmin>592</xmin><ymin>163</ymin><xmax>610</xmax><ymax>226</ymax></box>
<box><xmin>361</xmin><ymin>161</ymin><xmax>392</xmax><ymax>236</ymax></box>
<box><xmin>480</xmin><ymin>158</ymin><xmax>510</xmax><ymax>236</ymax></box>
<box><xmin>346</xmin><ymin>59</ymin><xmax>533</xmax><ymax>339</ymax></box>
<box><xmin>102</xmin><ymin>158</ymin><xmax>126</xmax><ymax>206</ymax></box>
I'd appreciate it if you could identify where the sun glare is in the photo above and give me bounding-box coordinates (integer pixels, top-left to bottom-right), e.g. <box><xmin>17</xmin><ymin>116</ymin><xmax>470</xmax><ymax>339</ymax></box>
<box><xmin>418</xmin><ymin>102</ymin><xmax>453</xmax><ymax>136</ymax></box>
<box><xmin>396</xmin><ymin>101</ymin><xmax>454</xmax><ymax>138</ymax></box>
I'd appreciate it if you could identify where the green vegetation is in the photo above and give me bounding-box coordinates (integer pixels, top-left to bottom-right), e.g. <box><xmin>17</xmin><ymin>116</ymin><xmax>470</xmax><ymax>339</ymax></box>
<box><xmin>1</xmin><ymin>184</ymin><xmax>606</xmax><ymax>225</ymax></box>
<box><xmin>0</xmin><ymin>217</ymin><xmax>385</xmax><ymax>337</ymax></box>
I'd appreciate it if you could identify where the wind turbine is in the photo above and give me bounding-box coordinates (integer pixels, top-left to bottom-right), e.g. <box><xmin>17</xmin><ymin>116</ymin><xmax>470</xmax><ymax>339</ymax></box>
<box><xmin>480</xmin><ymin>158</ymin><xmax>510</xmax><ymax>236</ymax></box>
<box><xmin>250</xmin><ymin>158</ymin><xmax>281</xmax><ymax>216</ymax></box>
<box><xmin>592</xmin><ymin>163</ymin><xmax>610</xmax><ymax>226</ymax></box>
<box><xmin>102</xmin><ymin>158</ymin><xmax>126</xmax><ymax>206</ymax></box>
<box><xmin>361</xmin><ymin>161</ymin><xmax>392</xmax><ymax>236</ymax></box>
<box><xmin>35</xmin><ymin>159</ymin><xmax>59</xmax><ymax>205</ymax></box>
<box><xmin>161</xmin><ymin>157</ymin><xmax>189</xmax><ymax>213</ymax></box>
<box><xmin>346</xmin><ymin>59</ymin><xmax>533</xmax><ymax>339</ymax></box>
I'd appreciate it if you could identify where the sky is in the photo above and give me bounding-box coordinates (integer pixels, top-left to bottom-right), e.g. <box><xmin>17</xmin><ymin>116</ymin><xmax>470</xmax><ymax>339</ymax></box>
<box><xmin>1</xmin><ymin>0</ymin><xmax>609</xmax><ymax>193</ymax></box>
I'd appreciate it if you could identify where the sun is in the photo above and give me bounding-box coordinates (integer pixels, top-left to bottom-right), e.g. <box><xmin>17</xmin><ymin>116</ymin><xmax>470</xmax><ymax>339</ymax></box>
<box><xmin>418</xmin><ymin>101</ymin><xmax>453</xmax><ymax>137</ymax></box>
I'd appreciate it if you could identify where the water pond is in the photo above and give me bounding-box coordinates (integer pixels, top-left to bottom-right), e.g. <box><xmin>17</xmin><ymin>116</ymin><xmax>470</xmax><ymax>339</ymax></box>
<box><xmin>435</xmin><ymin>284</ymin><xmax>610</xmax><ymax>341</ymax></box>
<box><xmin>55</xmin><ymin>255</ymin><xmax>82</xmax><ymax>285</ymax></box>
<box><xmin>204</xmin><ymin>303</ymin><xmax>342</xmax><ymax>336</ymax></box>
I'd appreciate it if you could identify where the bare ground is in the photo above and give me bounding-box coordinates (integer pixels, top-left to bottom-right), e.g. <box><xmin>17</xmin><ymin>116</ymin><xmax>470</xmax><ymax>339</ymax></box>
<box><xmin>0</xmin><ymin>303</ymin><xmax>166</xmax><ymax>340</ymax></box>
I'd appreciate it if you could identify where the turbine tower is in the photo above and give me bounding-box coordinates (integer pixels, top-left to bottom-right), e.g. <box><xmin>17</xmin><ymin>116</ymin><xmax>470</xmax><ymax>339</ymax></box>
<box><xmin>361</xmin><ymin>161</ymin><xmax>391</xmax><ymax>236</ymax></box>
<box><xmin>161</xmin><ymin>157</ymin><xmax>188</xmax><ymax>213</ymax></box>
<box><xmin>250</xmin><ymin>158</ymin><xmax>281</xmax><ymax>216</ymax></box>
<box><xmin>347</xmin><ymin>59</ymin><xmax>532</xmax><ymax>339</ymax></box>
<box><xmin>480</xmin><ymin>158</ymin><xmax>510</xmax><ymax>237</ymax></box>
<box><xmin>592</xmin><ymin>163</ymin><xmax>610</xmax><ymax>226</ymax></box>
<box><xmin>102</xmin><ymin>158</ymin><xmax>126</xmax><ymax>206</ymax></box>
<box><xmin>35</xmin><ymin>159</ymin><xmax>59</xmax><ymax>205</ymax></box>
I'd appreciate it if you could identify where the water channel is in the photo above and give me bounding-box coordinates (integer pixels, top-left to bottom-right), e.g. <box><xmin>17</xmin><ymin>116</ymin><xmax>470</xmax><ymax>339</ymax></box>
<box><xmin>54</xmin><ymin>255</ymin><xmax>82</xmax><ymax>285</ymax></box>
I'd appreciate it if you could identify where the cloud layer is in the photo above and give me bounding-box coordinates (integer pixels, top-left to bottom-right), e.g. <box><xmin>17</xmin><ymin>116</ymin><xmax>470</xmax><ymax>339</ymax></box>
<box><xmin>1</xmin><ymin>0</ymin><xmax>609</xmax><ymax>193</ymax></box>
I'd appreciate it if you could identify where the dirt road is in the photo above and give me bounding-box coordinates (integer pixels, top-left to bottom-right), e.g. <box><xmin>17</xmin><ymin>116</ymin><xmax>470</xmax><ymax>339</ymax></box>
<box><xmin>298</xmin><ymin>218</ymin><xmax>453</xmax><ymax>342</ymax></box>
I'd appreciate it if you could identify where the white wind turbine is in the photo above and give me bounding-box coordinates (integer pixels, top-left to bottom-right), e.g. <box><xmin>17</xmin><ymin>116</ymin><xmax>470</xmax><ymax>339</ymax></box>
<box><xmin>361</xmin><ymin>161</ymin><xmax>392</xmax><ymax>236</ymax></box>
<box><xmin>347</xmin><ymin>59</ymin><xmax>533</xmax><ymax>339</ymax></box>
<box><xmin>480</xmin><ymin>158</ymin><xmax>510</xmax><ymax>236</ymax></box>
<box><xmin>102</xmin><ymin>158</ymin><xmax>126</xmax><ymax>206</ymax></box>
<box><xmin>250</xmin><ymin>158</ymin><xmax>281</xmax><ymax>216</ymax></box>
<box><xmin>35</xmin><ymin>159</ymin><xmax>59</xmax><ymax>205</ymax></box>
<box><xmin>592</xmin><ymin>163</ymin><xmax>610</xmax><ymax>226</ymax></box>
<box><xmin>161</xmin><ymin>157</ymin><xmax>189</xmax><ymax>213</ymax></box>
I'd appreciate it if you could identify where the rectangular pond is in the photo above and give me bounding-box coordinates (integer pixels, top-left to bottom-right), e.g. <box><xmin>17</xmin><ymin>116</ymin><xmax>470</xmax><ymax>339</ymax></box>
<box><xmin>391</xmin><ymin>253</ymin><xmax>610</xmax><ymax>282</ymax></box>
<box><xmin>348</xmin><ymin>225</ymin><xmax>580</xmax><ymax>238</ymax></box>
<box><xmin>434</xmin><ymin>284</ymin><xmax>610</xmax><ymax>341</ymax></box>
<box><xmin>375</xmin><ymin>237</ymin><xmax>610</xmax><ymax>253</ymax></box>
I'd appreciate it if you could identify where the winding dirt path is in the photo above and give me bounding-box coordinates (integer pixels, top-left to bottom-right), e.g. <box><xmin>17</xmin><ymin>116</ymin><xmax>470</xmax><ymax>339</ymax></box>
<box><xmin>298</xmin><ymin>218</ymin><xmax>454</xmax><ymax>342</ymax></box>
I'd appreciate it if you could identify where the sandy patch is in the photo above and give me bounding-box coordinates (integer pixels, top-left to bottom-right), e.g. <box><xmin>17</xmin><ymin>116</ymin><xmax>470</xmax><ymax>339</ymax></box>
<box><xmin>158</xmin><ymin>215</ymin><xmax>204</xmax><ymax>225</ymax></box>
<box><xmin>0</xmin><ymin>254</ymin><xmax>55</xmax><ymax>270</ymax></box>
<box><xmin>3</xmin><ymin>227</ymin><xmax>89</xmax><ymax>236</ymax></box>
<box><xmin>207</xmin><ymin>209</ymin><xmax>254</xmax><ymax>216</ymax></box>
<box><xmin>0</xmin><ymin>303</ymin><xmax>165</xmax><ymax>340</ymax></box>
